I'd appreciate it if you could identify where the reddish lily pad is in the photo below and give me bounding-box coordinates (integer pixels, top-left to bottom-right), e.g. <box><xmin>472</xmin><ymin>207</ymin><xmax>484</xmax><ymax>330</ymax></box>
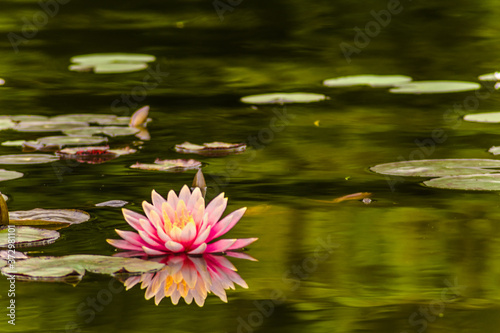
<box><xmin>175</xmin><ymin>142</ymin><xmax>246</xmax><ymax>156</ymax></box>
<box><xmin>57</xmin><ymin>146</ymin><xmax>136</xmax><ymax>164</ymax></box>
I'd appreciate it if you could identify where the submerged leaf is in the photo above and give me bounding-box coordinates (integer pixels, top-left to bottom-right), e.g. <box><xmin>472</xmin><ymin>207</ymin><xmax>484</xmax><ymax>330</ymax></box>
<box><xmin>423</xmin><ymin>174</ymin><xmax>500</xmax><ymax>191</ymax></box>
<box><xmin>1</xmin><ymin>254</ymin><xmax>164</xmax><ymax>281</ymax></box>
<box><xmin>371</xmin><ymin>159</ymin><xmax>500</xmax><ymax>177</ymax></box>
<box><xmin>0</xmin><ymin>226</ymin><xmax>60</xmax><ymax>248</ymax></box>
<box><xmin>240</xmin><ymin>92</ymin><xmax>327</xmax><ymax>104</ymax></box>
<box><xmin>175</xmin><ymin>142</ymin><xmax>246</xmax><ymax>156</ymax></box>
<box><xmin>323</xmin><ymin>75</ymin><xmax>412</xmax><ymax>88</ymax></box>
<box><xmin>389</xmin><ymin>81</ymin><xmax>481</xmax><ymax>94</ymax></box>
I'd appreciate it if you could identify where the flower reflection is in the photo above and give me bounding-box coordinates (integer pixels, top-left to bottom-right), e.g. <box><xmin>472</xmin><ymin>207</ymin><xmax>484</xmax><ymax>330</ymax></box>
<box><xmin>118</xmin><ymin>252</ymin><xmax>255</xmax><ymax>306</ymax></box>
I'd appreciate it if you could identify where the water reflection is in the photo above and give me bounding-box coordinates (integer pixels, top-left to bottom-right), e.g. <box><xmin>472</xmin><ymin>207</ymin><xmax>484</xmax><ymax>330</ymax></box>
<box><xmin>116</xmin><ymin>252</ymin><xmax>255</xmax><ymax>306</ymax></box>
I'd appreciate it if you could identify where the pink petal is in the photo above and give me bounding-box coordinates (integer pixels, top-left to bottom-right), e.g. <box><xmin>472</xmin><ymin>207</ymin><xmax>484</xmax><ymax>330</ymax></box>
<box><xmin>167</xmin><ymin>189</ymin><xmax>179</xmax><ymax>208</ymax></box>
<box><xmin>142</xmin><ymin>201</ymin><xmax>161</xmax><ymax>222</ymax></box>
<box><xmin>161</xmin><ymin>202</ymin><xmax>176</xmax><ymax>225</ymax></box>
<box><xmin>178</xmin><ymin>185</ymin><xmax>192</xmax><ymax>206</ymax></box>
<box><xmin>151</xmin><ymin>190</ymin><xmax>167</xmax><ymax>209</ymax></box>
<box><xmin>207</xmin><ymin>207</ymin><xmax>246</xmax><ymax>241</ymax></box>
<box><xmin>191</xmin><ymin>225</ymin><xmax>211</xmax><ymax>247</ymax></box>
<box><xmin>180</xmin><ymin>222</ymin><xmax>197</xmax><ymax>244</ymax></box>
<box><xmin>139</xmin><ymin>218</ymin><xmax>160</xmax><ymax>240</ymax></box>
<box><xmin>107</xmin><ymin>239</ymin><xmax>143</xmax><ymax>251</ymax></box>
<box><xmin>115</xmin><ymin>229</ymin><xmax>145</xmax><ymax>247</ymax></box>
<box><xmin>226</xmin><ymin>238</ymin><xmax>258</xmax><ymax>251</ymax></box>
<box><xmin>186</xmin><ymin>187</ymin><xmax>203</xmax><ymax>212</ymax></box>
<box><xmin>165</xmin><ymin>241</ymin><xmax>184</xmax><ymax>252</ymax></box>
<box><xmin>205</xmin><ymin>193</ymin><xmax>227</xmax><ymax>226</ymax></box>
<box><xmin>138</xmin><ymin>230</ymin><xmax>164</xmax><ymax>249</ymax></box>
<box><xmin>142</xmin><ymin>246</ymin><xmax>168</xmax><ymax>256</ymax></box>
<box><xmin>122</xmin><ymin>208</ymin><xmax>147</xmax><ymax>231</ymax></box>
<box><xmin>205</xmin><ymin>239</ymin><xmax>237</xmax><ymax>253</ymax></box>
<box><xmin>187</xmin><ymin>243</ymin><xmax>207</xmax><ymax>254</ymax></box>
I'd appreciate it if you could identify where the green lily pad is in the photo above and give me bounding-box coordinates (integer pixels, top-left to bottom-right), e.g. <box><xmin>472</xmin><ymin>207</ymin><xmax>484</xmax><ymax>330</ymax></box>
<box><xmin>71</xmin><ymin>53</ymin><xmax>156</xmax><ymax>64</ymax></box>
<box><xmin>37</xmin><ymin>136</ymin><xmax>108</xmax><ymax>147</ymax></box>
<box><xmin>370</xmin><ymin>159</ymin><xmax>500</xmax><ymax>177</ymax></box>
<box><xmin>175</xmin><ymin>142</ymin><xmax>246</xmax><ymax>156</ymax></box>
<box><xmin>0</xmin><ymin>119</ymin><xmax>15</xmax><ymax>130</ymax></box>
<box><xmin>2</xmin><ymin>140</ymin><xmax>27</xmax><ymax>147</ymax></box>
<box><xmin>9</xmin><ymin>208</ymin><xmax>90</xmax><ymax>229</ymax></box>
<box><xmin>423</xmin><ymin>174</ymin><xmax>500</xmax><ymax>191</ymax></box>
<box><xmin>323</xmin><ymin>75</ymin><xmax>412</xmax><ymax>88</ymax></box>
<box><xmin>63</xmin><ymin>126</ymin><xmax>140</xmax><ymax>137</ymax></box>
<box><xmin>478</xmin><ymin>72</ymin><xmax>500</xmax><ymax>81</ymax></box>
<box><xmin>1</xmin><ymin>254</ymin><xmax>164</xmax><ymax>281</ymax></box>
<box><xmin>0</xmin><ymin>169</ymin><xmax>23</xmax><ymax>181</ymax></box>
<box><xmin>131</xmin><ymin>159</ymin><xmax>202</xmax><ymax>172</ymax></box>
<box><xmin>14</xmin><ymin>121</ymin><xmax>89</xmax><ymax>132</ymax></box>
<box><xmin>51</xmin><ymin>114</ymin><xmax>118</xmax><ymax>124</ymax></box>
<box><xmin>3</xmin><ymin>115</ymin><xmax>48</xmax><ymax>122</ymax></box>
<box><xmin>389</xmin><ymin>81</ymin><xmax>481</xmax><ymax>94</ymax></box>
<box><xmin>95</xmin><ymin>200</ymin><xmax>128</xmax><ymax>207</ymax></box>
<box><xmin>463</xmin><ymin>112</ymin><xmax>500</xmax><ymax>123</ymax></box>
<box><xmin>240</xmin><ymin>92</ymin><xmax>327</xmax><ymax>104</ymax></box>
<box><xmin>0</xmin><ymin>154</ymin><xmax>59</xmax><ymax>164</ymax></box>
<box><xmin>0</xmin><ymin>226</ymin><xmax>60</xmax><ymax>248</ymax></box>
<box><xmin>96</xmin><ymin>117</ymin><xmax>131</xmax><ymax>126</ymax></box>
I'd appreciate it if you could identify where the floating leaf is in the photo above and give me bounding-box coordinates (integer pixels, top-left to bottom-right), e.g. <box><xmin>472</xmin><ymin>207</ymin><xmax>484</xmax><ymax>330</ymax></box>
<box><xmin>423</xmin><ymin>174</ymin><xmax>500</xmax><ymax>191</ymax></box>
<box><xmin>57</xmin><ymin>146</ymin><xmax>135</xmax><ymax>164</ymax></box>
<box><xmin>478</xmin><ymin>72</ymin><xmax>500</xmax><ymax>81</ymax></box>
<box><xmin>1</xmin><ymin>254</ymin><xmax>164</xmax><ymax>282</ymax></box>
<box><xmin>0</xmin><ymin>154</ymin><xmax>58</xmax><ymax>164</ymax></box>
<box><xmin>130</xmin><ymin>159</ymin><xmax>201</xmax><ymax>172</ymax></box>
<box><xmin>70</xmin><ymin>53</ymin><xmax>156</xmax><ymax>74</ymax></box>
<box><xmin>371</xmin><ymin>159</ymin><xmax>500</xmax><ymax>177</ymax></box>
<box><xmin>0</xmin><ymin>119</ymin><xmax>15</xmax><ymax>130</ymax></box>
<box><xmin>63</xmin><ymin>126</ymin><xmax>139</xmax><ymax>137</ymax></box>
<box><xmin>13</xmin><ymin>121</ymin><xmax>89</xmax><ymax>132</ymax></box>
<box><xmin>463</xmin><ymin>112</ymin><xmax>500</xmax><ymax>123</ymax></box>
<box><xmin>0</xmin><ymin>226</ymin><xmax>60</xmax><ymax>248</ymax></box>
<box><xmin>2</xmin><ymin>140</ymin><xmax>28</xmax><ymax>147</ymax></box>
<box><xmin>9</xmin><ymin>208</ymin><xmax>90</xmax><ymax>229</ymax></box>
<box><xmin>130</xmin><ymin>106</ymin><xmax>150</xmax><ymax>127</ymax></box>
<box><xmin>9</xmin><ymin>115</ymin><xmax>48</xmax><ymax>122</ymax></box>
<box><xmin>95</xmin><ymin>200</ymin><xmax>128</xmax><ymax>208</ymax></box>
<box><xmin>37</xmin><ymin>135</ymin><xmax>108</xmax><ymax>147</ymax></box>
<box><xmin>96</xmin><ymin>117</ymin><xmax>131</xmax><ymax>126</ymax></box>
<box><xmin>0</xmin><ymin>169</ymin><xmax>23</xmax><ymax>182</ymax></box>
<box><xmin>51</xmin><ymin>114</ymin><xmax>118</xmax><ymax>124</ymax></box>
<box><xmin>0</xmin><ymin>250</ymin><xmax>28</xmax><ymax>260</ymax></box>
<box><xmin>240</xmin><ymin>92</ymin><xmax>327</xmax><ymax>104</ymax></box>
<box><xmin>389</xmin><ymin>81</ymin><xmax>481</xmax><ymax>94</ymax></box>
<box><xmin>488</xmin><ymin>147</ymin><xmax>500</xmax><ymax>155</ymax></box>
<box><xmin>22</xmin><ymin>141</ymin><xmax>63</xmax><ymax>152</ymax></box>
<box><xmin>323</xmin><ymin>75</ymin><xmax>412</xmax><ymax>88</ymax></box>
<box><xmin>175</xmin><ymin>142</ymin><xmax>246</xmax><ymax>156</ymax></box>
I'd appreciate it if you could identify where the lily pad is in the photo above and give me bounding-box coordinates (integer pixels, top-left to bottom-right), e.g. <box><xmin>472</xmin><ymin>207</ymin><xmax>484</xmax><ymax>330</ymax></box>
<box><xmin>13</xmin><ymin>121</ymin><xmax>89</xmax><ymax>132</ymax></box>
<box><xmin>240</xmin><ymin>92</ymin><xmax>327</xmax><ymax>104</ymax></box>
<box><xmin>57</xmin><ymin>146</ymin><xmax>136</xmax><ymax>164</ymax></box>
<box><xmin>370</xmin><ymin>159</ymin><xmax>500</xmax><ymax>177</ymax></box>
<box><xmin>323</xmin><ymin>75</ymin><xmax>412</xmax><ymax>88</ymax></box>
<box><xmin>389</xmin><ymin>81</ymin><xmax>481</xmax><ymax>94</ymax></box>
<box><xmin>96</xmin><ymin>117</ymin><xmax>131</xmax><ymax>126</ymax></box>
<box><xmin>63</xmin><ymin>126</ymin><xmax>140</xmax><ymax>137</ymax></box>
<box><xmin>0</xmin><ymin>119</ymin><xmax>15</xmax><ymax>130</ymax></box>
<box><xmin>95</xmin><ymin>200</ymin><xmax>128</xmax><ymax>208</ymax></box>
<box><xmin>0</xmin><ymin>169</ymin><xmax>23</xmax><ymax>181</ymax></box>
<box><xmin>0</xmin><ymin>154</ymin><xmax>59</xmax><ymax>164</ymax></box>
<box><xmin>423</xmin><ymin>174</ymin><xmax>500</xmax><ymax>191</ymax></box>
<box><xmin>131</xmin><ymin>159</ymin><xmax>202</xmax><ymax>172</ymax></box>
<box><xmin>478</xmin><ymin>72</ymin><xmax>500</xmax><ymax>81</ymax></box>
<box><xmin>0</xmin><ymin>226</ymin><xmax>60</xmax><ymax>248</ymax></box>
<box><xmin>70</xmin><ymin>53</ymin><xmax>156</xmax><ymax>74</ymax></box>
<box><xmin>463</xmin><ymin>112</ymin><xmax>500</xmax><ymax>123</ymax></box>
<box><xmin>9</xmin><ymin>208</ymin><xmax>90</xmax><ymax>228</ymax></box>
<box><xmin>2</xmin><ymin>140</ymin><xmax>27</xmax><ymax>147</ymax></box>
<box><xmin>51</xmin><ymin>114</ymin><xmax>118</xmax><ymax>124</ymax></box>
<box><xmin>37</xmin><ymin>136</ymin><xmax>108</xmax><ymax>147</ymax></box>
<box><xmin>8</xmin><ymin>115</ymin><xmax>48</xmax><ymax>122</ymax></box>
<box><xmin>1</xmin><ymin>254</ymin><xmax>164</xmax><ymax>281</ymax></box>
<box><xmin>175</xmin><ymin>142</ymin><xmax>246</xmax><ymax>156</ymax></box>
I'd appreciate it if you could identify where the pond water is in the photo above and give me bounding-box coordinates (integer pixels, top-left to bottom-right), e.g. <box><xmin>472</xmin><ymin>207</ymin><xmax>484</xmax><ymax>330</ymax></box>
<box><xmin>1</xmin><ymin>0</ymin><xmax>500</xmax><ymax>332</ymax></box>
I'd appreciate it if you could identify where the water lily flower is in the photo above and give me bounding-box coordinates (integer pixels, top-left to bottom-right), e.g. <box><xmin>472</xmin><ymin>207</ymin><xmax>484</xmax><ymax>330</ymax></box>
<box><xmin>107</xmin><ymin>185</ymin><xmax>257</xmax><ymax>255</ymax></box>
<box><xmin>123</xmin><ymin>253</ymin><xmax>251</xmax><ymax>306</ymax></box>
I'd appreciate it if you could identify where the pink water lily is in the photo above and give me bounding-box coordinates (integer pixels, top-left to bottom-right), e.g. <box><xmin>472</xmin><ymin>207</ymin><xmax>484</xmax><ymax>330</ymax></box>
<box><xmin>107</xmin><ymin>185</ymin><xmax>257</xmax><ymax>255</ymax></box>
